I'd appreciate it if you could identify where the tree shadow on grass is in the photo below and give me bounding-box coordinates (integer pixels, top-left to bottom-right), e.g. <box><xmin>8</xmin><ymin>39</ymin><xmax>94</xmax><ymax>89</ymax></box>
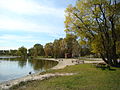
<box><xmin>94</xmin><ymin>63</ymin><xmax>116</xmax><ymax>71</ymax></box>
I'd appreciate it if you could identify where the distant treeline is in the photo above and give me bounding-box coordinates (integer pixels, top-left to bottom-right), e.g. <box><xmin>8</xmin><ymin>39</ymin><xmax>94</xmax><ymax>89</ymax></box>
<box><xmin>0</xmin><ymin>34</ymin><xmax>94</xmax><ymax>58</ymax></box>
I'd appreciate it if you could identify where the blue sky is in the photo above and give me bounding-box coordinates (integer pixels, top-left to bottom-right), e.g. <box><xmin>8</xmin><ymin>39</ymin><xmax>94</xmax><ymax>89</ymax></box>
<box><xmin>0</xmin><ymin>0</ymin><xmax>76</xmax><ymax>50</ymax></box>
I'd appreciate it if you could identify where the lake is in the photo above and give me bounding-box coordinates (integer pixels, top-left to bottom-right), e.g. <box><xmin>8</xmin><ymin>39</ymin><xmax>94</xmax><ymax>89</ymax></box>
<box><xmin>0</xmin><ymin>57</ymin><xmax>58</xmax><ymax>83</ymax></box>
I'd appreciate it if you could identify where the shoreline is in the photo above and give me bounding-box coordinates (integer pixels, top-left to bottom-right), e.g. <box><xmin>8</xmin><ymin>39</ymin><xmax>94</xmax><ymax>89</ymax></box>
<box><xmin>0</xmin><ymin>58</ymin><xmax>75</xmax><ymax>89</ymax></box>
<box><xmin>0</xmin><ymin>58</ymin><xmax>104</xmax><ymax>90</ymax></box>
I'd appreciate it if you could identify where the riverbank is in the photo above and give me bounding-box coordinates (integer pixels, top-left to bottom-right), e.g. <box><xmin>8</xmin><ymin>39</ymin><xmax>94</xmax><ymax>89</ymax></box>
<box><xmin>0</xmin><ymin>58</ymin><xmax>104</xmax><ymax>89</ymax></box>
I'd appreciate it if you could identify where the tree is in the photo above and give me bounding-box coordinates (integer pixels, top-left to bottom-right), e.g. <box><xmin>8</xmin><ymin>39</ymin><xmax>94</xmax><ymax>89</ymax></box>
<box><xmin>65</xmin><ymin>0</ymin><xmax>120</xmax><ymax>66</ymax></box>
<box><xmin>59</xmin><ymin>38</ymin><xmax>66</xmax><ymax>58</ymax></box>
<box><xmin>17</xmin><ymin>46</ymin><xmax>27</xmax><ymax>58</ymax></box>
<box><xmin>80</xmin><ymin>45</ymin><xmax>91</xmax><ymax>57</ymax></box>
<box><xmin>52</xmin><ymin>35</ymin><xmax>80</xmax><ymax>58</ymax></box>
<box><xmin>44</xmin><ymin>43</ymin><xmax>54</xmax><ymax>57</ymax></box>
<box><xmin>72</xmin><ymin>40</ymin><xmax>81</xmax><ymax>57</ymax></box>
<box><xmin>53</xmin><ymin>39</ymin><xmax>61</xmax><ymax>58</ymax></box>
<box><xmin>53</xmin><ymin>38</ymin><xmax>67</xmax><ymax>58</ymax></box>
<box><xmin>65</xmin><ymin>34</ymin><xmax>80</xmax><ymax>58</ymax></box>
<box><xmin>3</xmin><ymin>50</ymin><xmax>10</xmax><ymax>55</ymax></box>
<box><xmin>28</xmin><ymin>44</ymin><xmax>45</xmax><ymax>57</ymax></box>
<box><xmin>33</xmin><ymin>44</ymin><xmax>45</xmax><ymax>57</ymax></box>
<box><xmin>28</xmin><ymin>48</ymin><xmax>34</xmax><ymax>56</ymax></box>
<box><xmin>65</xmin><ymin>34</ymin><xmax>76</xmax><ymax>54</ymax></box>
<box><xmin>9</xmin><ymin>50</ymin><xmax>18</xmax><ymax>56</ymax></box>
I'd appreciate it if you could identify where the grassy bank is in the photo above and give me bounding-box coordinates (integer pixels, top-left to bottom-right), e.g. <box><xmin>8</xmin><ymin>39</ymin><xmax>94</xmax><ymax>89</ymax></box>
<box><xmin>11</xmin><ymin>64</ymin><xmax>120</xmax><ymax>90</ymax></box>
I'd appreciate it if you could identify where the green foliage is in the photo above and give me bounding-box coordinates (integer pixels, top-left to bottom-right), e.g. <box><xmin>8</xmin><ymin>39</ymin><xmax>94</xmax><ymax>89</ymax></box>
<box><xmin>0</xmin><ymin>50</ymin><xmax>10</xmax><ymax>56</ymax></box>
<box><xmin>28</xmin><ymin>44</ymin><xmax>45</xmax><ymax>57</ymax></box>
<box><xmin>9</xmin><ymin>50</ymin><xmax>18</xmax><ymax>56</ymax></box>
<box><xmin>34</xmin><ymin>44</ymin><xmax>45</xmax><ymax>56</ymax></box>
<box><xmin>44</xmin><ymin>43</ymin><xmax>54</xmax><ymax>57</ymax></box>
<box><xmin>53</xmin><ymin>38</ymin><xmax>64</xmax><ymax>58</ymax></box>
<box><xmin>65</xmin><ymin>34</ymin><xmax>80</xmax><ymax>57</ymax></box>
<box><xmin>65</xmin><ymin>0</ymin><xmax>120</xmax><ymax>66</ymax></box>
<box><xmin>43</xmin><ymin>34</ymin><xmax>81</xmax><ymax>58</ymax></box>
<box><xmin>17</xmin><ymin>46</ymin><xmax>27</xmax><ymax>58</ymax></box>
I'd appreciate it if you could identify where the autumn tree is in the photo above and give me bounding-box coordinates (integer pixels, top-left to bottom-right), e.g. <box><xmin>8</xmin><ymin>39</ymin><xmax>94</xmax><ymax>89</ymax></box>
<box><xmin>65</xmin><ymin>0</ymin><xmax>120</xmax><ymax>66</ymax></box>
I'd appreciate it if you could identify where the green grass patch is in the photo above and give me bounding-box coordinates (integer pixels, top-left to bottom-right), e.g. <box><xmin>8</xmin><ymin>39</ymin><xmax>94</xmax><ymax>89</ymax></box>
<box><xmin>11</xmin><ymin>64</ymin><xmax>120</xmax><ymax>90</ymax></box>
<box><xmin>78</xmin><ymin>58</ymin><xmax>101</xmax><ymax>61</ymax></box>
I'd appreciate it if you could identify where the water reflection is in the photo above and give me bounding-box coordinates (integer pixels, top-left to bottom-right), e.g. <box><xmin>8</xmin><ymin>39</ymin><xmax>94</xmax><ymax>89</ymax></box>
<box><xmin>28</xmin><ymin>59</ymin><xmax>58</xmax><ymax>71</ymax></box>
<box><xmin>18</xmin><ymin>60</ymin><xmax>27</xmax><ymax>68</ymax></box>
<box><xmin>0</xmin><ymin>57</ymin><xmax>58</xmax><ymax>82</ymax></box>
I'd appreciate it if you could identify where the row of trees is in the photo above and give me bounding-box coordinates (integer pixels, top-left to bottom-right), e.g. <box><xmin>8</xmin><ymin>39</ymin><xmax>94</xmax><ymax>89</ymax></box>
<box><xmin>0</xmin><ymin>34</ymin><xmax>92</xmax><ymax>59</ymax></box>
<box><xmin>0</xmin><ymin>47</ymin><xmax>27</xmax><ymax>57</ymax></box>
<box><xmin>44</xmin><ymin>34</ymin><xmax>81</xmax><ymax>58</ymax></box>
<box><xmin>28</xmin><ymin>34</ymin><xmax>83</xmax><ymax>58</ymax></box>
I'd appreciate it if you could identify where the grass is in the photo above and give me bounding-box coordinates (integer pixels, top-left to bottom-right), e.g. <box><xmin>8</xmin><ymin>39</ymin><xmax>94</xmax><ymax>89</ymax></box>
<box><xmin>78</xmin><ymin>58</ymin><xmax>102</xmax><ymax>61</ymax></box>
<box><xmin>11</xmin><ymin>64</ymin><xmax>120</xmax><ymax>90</ymax></box>
<box><xmin>79</xmin><ymin>59</ymin><xmax>98</xmax><ymax>61</ymax></box>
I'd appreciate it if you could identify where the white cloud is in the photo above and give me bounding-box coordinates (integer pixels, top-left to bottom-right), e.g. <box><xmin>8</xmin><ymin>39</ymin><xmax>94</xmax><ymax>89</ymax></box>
<box><xmin>0</xmin><ymin>34</ymin><xmax>55</xmax><ymax>50</ymax></box>
<box><xmin>0</xmin><ymin>0</ymin><xmax>65</xmax><ymax>18</ymax></box>
<box><xmin>0</xmin><ymin>34</ymin><xmax>36</xmax><ymax>45</ymax></box>
<box><xmin>0</xmin><ymin>15</ymin><xmax>64</xmax><ymax>35</ymax></box>
<box><xmin>0</xmin><ymin>0</ymin><xmax>65</xmax><ymax>38</ymax></box>
<box><xmin>0</xmin><ymin>0</ymin><xmax>66</xmax><ymax>50</ymax></box>
<box><xmin>0</xmin><ymin>34</ymin><xmax>39</xmax><ymax>50</ymax></box>
<box><xmin>0</xmin><ymin>34</ymin><xmax>33</xmax><ymax>41</ymax></box>
<box><xmin>0</xmin><ymin>34</ymin><xmax>44</xmax><ymax>44</ymax></box>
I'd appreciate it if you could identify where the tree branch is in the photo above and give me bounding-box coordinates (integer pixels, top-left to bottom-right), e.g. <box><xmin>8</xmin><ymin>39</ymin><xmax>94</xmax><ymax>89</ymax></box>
<box><xmin>73</xmin><ymin>13</ymin><xmax>95</xmax><ymax>38</ymax></box>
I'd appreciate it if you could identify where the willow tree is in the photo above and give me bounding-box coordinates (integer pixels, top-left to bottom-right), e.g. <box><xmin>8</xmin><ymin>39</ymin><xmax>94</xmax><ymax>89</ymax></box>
<box><xmin>65</xmin><ymin>0</ymin><xmax>120</xmax><ymax>66</ymax></box>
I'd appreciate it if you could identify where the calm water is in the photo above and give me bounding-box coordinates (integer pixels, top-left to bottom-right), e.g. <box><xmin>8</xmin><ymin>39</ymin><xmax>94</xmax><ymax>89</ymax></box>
<box><xmin>0</xmin><ymin>57</ymin><xmax>58</xmax><ymax>83</ymax></box>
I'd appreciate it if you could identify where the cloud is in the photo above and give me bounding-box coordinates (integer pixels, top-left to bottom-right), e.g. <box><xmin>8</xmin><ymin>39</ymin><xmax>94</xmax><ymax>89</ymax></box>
<box><xmin>0</xmin><ymin>34</ymin><xmax>33</xmax><ymax>41</ymax></box>
<box><xmin>0</xmin><ymin>34</ymin><xmax>39</xmax><ymax>49</ymax></box>
<box><xmin>0</xmin><ymin>0</ymin><xmax>65</xmax><ymax>18</ymax></box>
<box><xmin>0</xmin><ymin>0</ymin><xmax>66</xmax><ymax>50</ymax></box>
<box><xmin>0</xmin><ymin>15</ymin><xmax>65</xmax><ymax>35</ymax></box>
<box><xmin>0</xmin><ymin>34</ymin><xmax>45</xmax><ymax>44</ymax></box>
<box><xmin>0</xmin><ymin>34</ymin><xmax>57</xmax><ymax>50</ymax></box>
<box><xmin>0</xmin><ymin>34</ymin><xmax>36</xmax><ymax>44</ymax></box>
<box><xmin>0</xmin><ymin>0</ymin><xmax>65</xmax><ymax>38</ymax></box>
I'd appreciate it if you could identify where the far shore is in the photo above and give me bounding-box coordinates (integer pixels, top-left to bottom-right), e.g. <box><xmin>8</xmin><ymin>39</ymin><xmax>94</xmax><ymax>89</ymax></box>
<box><xmin>0</xmin><ymin>58</ymin><xmax>104</xmax><ymax>90</ymax></box>
<box><xmin>0</xmin><ymin>56</ymin><xmax>20</xmax><ymax>58</ymax></box>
